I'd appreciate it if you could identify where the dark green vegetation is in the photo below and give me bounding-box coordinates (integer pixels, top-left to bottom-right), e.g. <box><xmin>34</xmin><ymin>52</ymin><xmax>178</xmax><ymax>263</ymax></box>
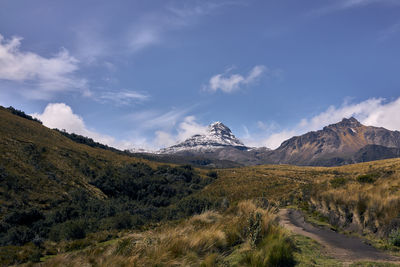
<box><xmin>5</xmin><ymin>106</ymin><xmax>42</xmax><ymax>124</ymax></box>
<box><xmin>1</xmin><ymin>163</ymin><xmax>214</xmax><ymax>246</ymax></box>
<box><xmin>54</xmin><ymin>129</ymin><xmax>121</xmax><ymax>153</ymax></box>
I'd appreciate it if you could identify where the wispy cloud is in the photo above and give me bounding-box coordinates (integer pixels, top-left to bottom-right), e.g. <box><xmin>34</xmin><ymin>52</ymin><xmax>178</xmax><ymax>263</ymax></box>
<box><xmin>73</xmin><ymin>23</ymin><xmax>110</xmax><ymax>64</ymax></box>
<box><xmin>204</xmin><ymin>65</ymin><xmax>267</xmax><ymax>93</ymax></box>
<box><xmin>124</xmin><ymin>105</ymin><xmax>207</xmax><ymax>149</ymax></box>
<box><xmin>247</xmin><ymin>97</ymin><xmax>400</xmax><ymax>149</ymax></box>
<box><xmin>311</xmin><ymin>0</ymin><xmax>400</xmax><ymax>16</ymax></box>
<box><xmin>125</xmin><ymin>1</ymin><xmax>236</xmax><ymax>54</ymax></box>
<box><xmin>73</xmin><ymin>1</ymin><xmax>240</xmax><ymax>62</ymax></box>
<box><xmin>127</xmin><ymin>107</ymin><xmax>193</xmax><ymax>130</ymax></box>
<box><xmin>167</xmin><ymin>0</ymin><xmax>244</xmax><ymax>19</ymax></box>
<box><xmin>97</xmin><ymin>90</ymin><xmax>150</xmax><ymax>105</ymax></box>
<box><xmin>379</xmin><ymin>21</ymin><xmax>400</xmax><ymax>42</ymax></box>
<box><xmin>0</xmin><ymin>34</ymin><xmax>88</xmax><ymax>99</ymax></box>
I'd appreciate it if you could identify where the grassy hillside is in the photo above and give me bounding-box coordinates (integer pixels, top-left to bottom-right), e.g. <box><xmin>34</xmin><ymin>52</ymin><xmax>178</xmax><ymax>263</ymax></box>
<box><xmin>306</xmin><ymin>159</ymin><xmax>400</xmax><ymax>240</ymax></box>
<box><xmin>0</xmin><ymin>107</ymin><xmax>218</xmax><ymax>265</ymax></box>
<box><xmin>201</xmin><ymin>159</ymin><xmax>400</xmax><ymax>243</ymax></box>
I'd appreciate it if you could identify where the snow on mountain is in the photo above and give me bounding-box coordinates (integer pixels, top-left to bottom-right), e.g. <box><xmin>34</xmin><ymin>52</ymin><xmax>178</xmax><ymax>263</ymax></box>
<box><xmin>129</xmin><ymin>147</ymin><xmax>155</xmax><ymax>154</ymax></box>
<box><xmin>159</xmin><ymin>122</ymin><xmax>248</xmax><ymax>154</ymax></box>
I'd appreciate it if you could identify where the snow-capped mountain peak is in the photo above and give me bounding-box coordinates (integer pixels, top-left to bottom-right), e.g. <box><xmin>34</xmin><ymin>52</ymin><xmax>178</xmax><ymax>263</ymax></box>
<box><xmin>159</xmin><ymin>121</ymin><xmax>247</xmax><ymax>154</ymax></box>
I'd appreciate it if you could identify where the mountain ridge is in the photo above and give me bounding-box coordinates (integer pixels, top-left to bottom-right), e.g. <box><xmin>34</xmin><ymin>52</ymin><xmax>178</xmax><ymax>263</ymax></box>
<box><xmin>157</xmin><ymin>117</ymin><xmax>400</xmax><ymax>166</ymax></box>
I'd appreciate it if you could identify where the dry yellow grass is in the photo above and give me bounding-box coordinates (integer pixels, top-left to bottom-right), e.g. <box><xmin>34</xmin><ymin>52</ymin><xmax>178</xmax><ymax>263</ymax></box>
<box><xmin>308</xmin><ymin>160</ymin><xmax>400</xmax><ymax>235</ymax></box>
<box><xmin>199</xmin><ymin>158</ymin><xmax>400</xmax><ymax>240</ymax></box>
<box><xmin>40</xmin><ymin>200</ymin><xmax>286</xmax><ymax>267</ymax></box>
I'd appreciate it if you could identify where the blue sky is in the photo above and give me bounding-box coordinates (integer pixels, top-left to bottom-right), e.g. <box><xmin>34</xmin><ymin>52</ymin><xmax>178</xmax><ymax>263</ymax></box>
<box><xmin>1</xmin><ymin>0</ymin><xmax>400</xmax><ymax>150</ymax></box>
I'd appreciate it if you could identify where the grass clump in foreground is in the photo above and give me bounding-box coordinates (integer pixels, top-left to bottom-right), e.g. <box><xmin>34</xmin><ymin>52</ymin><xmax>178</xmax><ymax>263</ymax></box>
<box><xmin>41</xmin><ymin>200</ymin><xmax>296</xmax><ymax>267</ymax></box>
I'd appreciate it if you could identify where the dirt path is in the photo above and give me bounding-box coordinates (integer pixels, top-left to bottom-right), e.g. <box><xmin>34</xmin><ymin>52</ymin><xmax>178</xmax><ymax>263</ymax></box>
<box><xmin>279</xmin><ymin>208</ymin><xmax>400</xmax><ymax>264</ymax></box>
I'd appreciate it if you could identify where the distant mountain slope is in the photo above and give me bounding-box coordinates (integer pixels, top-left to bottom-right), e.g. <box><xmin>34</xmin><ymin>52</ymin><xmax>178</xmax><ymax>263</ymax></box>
<box><xmin>158</xmin><ymin>122</ymin><xmax>273</xmax><ymax>166</ymax></box>
<box><xmin>158</xmin><ymin>117</ymin><xmax>400</xmax><ymax>166</ymax></box>
<box><xmin>352</xmin><ymin>144</ymin><xmax>400</xmax><ymax>163</ymax></box>
<box><xmin>265</xmin><ymin>118</ymin><xmax>400</xmax><ymax>166</ymax></box>
<box><xmin>159</xmin><ymin>122</ymin><xmax>249</xmax><ymax>154</ymax></box>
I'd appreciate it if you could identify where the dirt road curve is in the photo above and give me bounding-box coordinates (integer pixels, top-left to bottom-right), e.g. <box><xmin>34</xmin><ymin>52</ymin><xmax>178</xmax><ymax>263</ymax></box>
<box><xmin>279</xmin><ymin>208</ymin><xmax>400</xmax><ymax>264</ymax></box>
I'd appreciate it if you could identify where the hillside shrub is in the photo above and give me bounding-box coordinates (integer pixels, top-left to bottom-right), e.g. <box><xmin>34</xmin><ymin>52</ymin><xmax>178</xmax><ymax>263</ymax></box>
<box><xmin>330</xmin><ymin>177</ymin><xmax>348</xmax><ymax>188</ymax></box>
<box><xmin>389</xmin><ymin>228</ymin><xmax>400</xmax><ymax>247</ymax></box>
<box><xmin>357</xmin><ymin>173</ymin><xmax>379</xmax><ymax>184</ymax></box>
<box><xmin>207</xmin><ymin>171</ymin><xmax>218</xmax><ymax>179</ymax></box>
<box><xmin>248</xmin><ymin>212</ymin><xmax>262</xmax><ymax>247</ymax></box>
<box><xmin>266</xmin><ymin>237</ymin><xmax>296</xmax><ymax>267</ymax></box>
<box><xmin>6</xmin><ymin>106</ymin><xmax>42</xmax><ymax>124</ymax></box>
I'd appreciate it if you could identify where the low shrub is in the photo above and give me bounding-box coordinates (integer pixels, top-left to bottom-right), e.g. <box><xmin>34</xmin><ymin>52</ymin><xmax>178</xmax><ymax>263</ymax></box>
<box><xmin>330</xmin><ymin>177</ymin><xmax>348</xmax><ymax>188</ymax></box>
<box><xmin>389</xmin><ymin>228</ymin><xmax>400</xmax><ymax>247</ymax></box>
<box><xmin>357</xmin><ymin>173</ymin><xmax>379</xmax><ymax>184</ymax></box>
<box><xmin>265</xmin><ymin>237</ymin><xmax>296</xmax><ymax>267</ymax></box>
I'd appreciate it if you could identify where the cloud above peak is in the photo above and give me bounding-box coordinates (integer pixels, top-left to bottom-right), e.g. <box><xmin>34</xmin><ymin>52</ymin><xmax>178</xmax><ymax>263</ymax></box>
<box><xmin>205</xmin><ymin>65</ymin><xmax>267</xmax><ymax>93</ymax></box>
<box><xmin>0</xmin><ymin>34</ymin><xmax>87</xmax><ymax>99</ymax></box>
<box><xmin>250</xmin><ymin>97</ymin><xmax>400</xmax><ymax>149</ymax></box>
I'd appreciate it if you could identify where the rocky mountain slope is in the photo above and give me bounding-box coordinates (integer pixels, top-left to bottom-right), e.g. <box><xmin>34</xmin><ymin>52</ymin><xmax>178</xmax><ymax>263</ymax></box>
<box><xmin>159</xmin><ymin>117</ymin><xmax>400</xmax><ymax>166</ymax></box>
<box><xmin>266</xmin><ymin>117</ymin><xmax>400</xmax><ymax>166</ymax></box>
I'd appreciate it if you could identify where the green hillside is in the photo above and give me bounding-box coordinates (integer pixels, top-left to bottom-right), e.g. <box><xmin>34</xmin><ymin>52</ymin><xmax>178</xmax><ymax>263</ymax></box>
<box><xmin>0</xmin><ymin>107</ymin><xmax>217</xmax><ymax>265</ymax></box>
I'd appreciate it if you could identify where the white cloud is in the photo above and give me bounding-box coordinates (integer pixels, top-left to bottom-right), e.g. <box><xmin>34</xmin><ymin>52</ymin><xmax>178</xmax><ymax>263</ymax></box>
<box><xmin>154</xmin><ymin>116</ymin><xmax>208</xmax><ymax>148</ymax></box>
<box><xmin>0</xmin><ymin>34</ymin><xmax>87</xmax><ymax>99</ymax></box>
<box><xmin>32</xmin><ymin>103</ymin><xmax>114</xmax><ymax>145</ymax></box>
<box><xmin>97</xmin><ymin>90</ymin><xmax>149</xmax><ymax>105</ymax></box>
<box><xmin>31</xmin><ymin>103</ymin><xmax>157</xmax><ymax>151</ymax></box>
<box><xmin>252</xmin><ymin>97</ymin><xmax>400</xmax><ymax>149</ymax></box>
<box><xmin>176</xmin><ymin>115</ymin><xmax>208</xmax><ymax>141</ymax></box>
<box><xmin>206</xmin><ymin>65</ymin><xmax>267</xmax><ymax>93</ymax></box>
<box><xmin>123</xmin><ymin>107</ymin><xmax>208</xmax><ymax>150</ymax></box>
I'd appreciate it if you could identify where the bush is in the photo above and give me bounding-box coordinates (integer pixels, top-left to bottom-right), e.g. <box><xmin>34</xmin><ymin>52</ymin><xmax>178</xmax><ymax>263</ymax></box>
<box><xmin>357</xmin><ymin>173</ymin><xmax>379</xmax><ymax>184</ymax></box>
<box><xmin>52</xmin><ymin>220</ymin><xmax>86</xmax><ymax>241</ymax></box>
<box><xmin>6</xmin><ymin>106</ymin><xmax>42</xmax><ymax>124</ymax></box>
<box><xmin>330</xmin><ymin>177</ymin><xmax>347</xmax><ymax>188</ymax></box>
<box><xmin>248</xmin><ymin>212</ymin><xmax>262</xmax><ymax>247</ymax></box>
<box><xmin>110</xmin><ymin>213</ymin><xmax>132</xmax><ymax>230</ymax></box>
<box><xmin>3</xmin><ymin>226</ymin><xmax>34</xmax><ymax>246</ymax></box>
<box><xmin>389</xmin><ymin>228</ymin><xmax>400</xmax><ymax>247</ymax></box>
<box><xmin>207</xmin><ymin>171</ymin><xmax>218</xmax><ymax>179</ymax></box>
<box><xmin>4</xmin><ymin>209</ymin><xmax>44</xmax><ymax>226</ymax></box>
<box><xmin>266</xmin><ymin>238</ymin><xmax>296</xmax><ymax>267</ymax></box>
